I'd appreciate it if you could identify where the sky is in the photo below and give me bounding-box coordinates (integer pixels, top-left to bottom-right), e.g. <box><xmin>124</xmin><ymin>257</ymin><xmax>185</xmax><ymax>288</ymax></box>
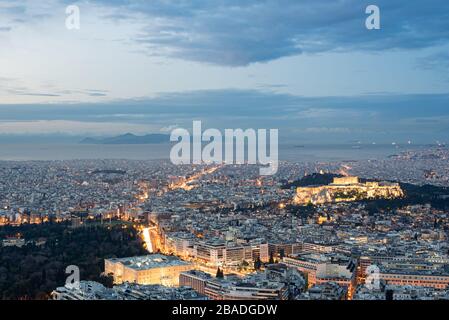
<box><xmin>0</xmin><ymin>0</ymin><xmax>449</xmax><ymax>143</ymax></box>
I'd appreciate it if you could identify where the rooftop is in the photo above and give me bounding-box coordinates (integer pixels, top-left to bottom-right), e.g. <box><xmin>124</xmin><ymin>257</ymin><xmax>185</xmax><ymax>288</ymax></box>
<box><xmin>106</xmin><ymin>254</ymin><xmax>192</xmax><ymax>270</ymax></box>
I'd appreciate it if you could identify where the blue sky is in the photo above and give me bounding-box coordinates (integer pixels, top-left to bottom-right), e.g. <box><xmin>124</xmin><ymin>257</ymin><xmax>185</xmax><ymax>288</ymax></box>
<box><xmin>0</xmin><ymin>0</ymin><xmax>449</xmax><ymax>143</ymax></box>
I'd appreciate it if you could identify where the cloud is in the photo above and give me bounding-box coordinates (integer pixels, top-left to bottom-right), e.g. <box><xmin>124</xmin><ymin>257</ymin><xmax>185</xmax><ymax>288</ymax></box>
<box><xmin>0</xmin><ymin>89</ymin><xmax>448</xmax><ymax>142</ymax></box>
<box><xmin>0</xmin><ymin>120</ymin><xmax>159</xmax><ymax>136</ymax></box>
<box><xmin>67</xmin><ymin>0</ymin><xmax>449</xmax><ymax>66</ymax></box>
<box><xmin>0</xmin><ymin>3</ymin><xmax>26</xmax><ymax>16</ymax></box>
<box><xmin>302</xmin><ymin>127</ymin><xmax>351</xmax><ymax>133</ymax></box>
<box><xmin>294</xmin><ymin>108</ymin><xmax>364</xmax><ymax>120</ymax></box>
<box><xmin>416</xmin><ymin>51</ymin><xmax>449</xmax><ymax>74</ymax></box>
<box><xmin>0</xmin><ymin>1</ymin><xmax>53</xmax><ymax>27</ymax></box>
<box><xmin>11</xmin><ymin>91</ymin><xmax>61</xmax><ymax>97</ymax></box>
<box><xmin>159</xmin><ymin>124</ymin><xmax>180</xmax><ymax>132</ymax></box>
<box><xmin>1</xmin><ymin>84</ymin><xmax>109</xmax><ymax>100</ymax></box>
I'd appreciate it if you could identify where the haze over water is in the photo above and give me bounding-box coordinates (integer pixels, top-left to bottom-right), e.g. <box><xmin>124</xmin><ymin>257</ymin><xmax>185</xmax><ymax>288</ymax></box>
<box><xmin>0</xmin><ymin>143</ymin><xmax>428</xmax><ymax>162</ymax></box>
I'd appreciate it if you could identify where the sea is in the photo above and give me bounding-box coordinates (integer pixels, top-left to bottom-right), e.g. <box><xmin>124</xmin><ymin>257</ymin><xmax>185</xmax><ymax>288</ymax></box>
<box><xmin>0</xmin><ymin>143</ymin><xmax>430</xmax><ymax>162</ymax></box>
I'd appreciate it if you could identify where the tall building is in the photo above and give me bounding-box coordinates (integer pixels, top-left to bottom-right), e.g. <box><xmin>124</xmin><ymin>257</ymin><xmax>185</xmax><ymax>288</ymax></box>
<box><xmin>51</xmin><ymin>281</ymin><xmax>207</xmax><ymax>300</ymax></box>
<box><xmin>301</xmin><ymin>282</ymin><xmax>348</xmax><ymax>300</ymax></box>
<box><xmin>282</xmin><ymin>253</ymin><xmax>357</xmax><ymax>296</ymax></box>
<box><xmin>195</xmin><ymin>239</ymin><xmax>226</xmax><ymax>266</ymax></box>
<box><xmin>223</xmin><ymin>244</ymin><xmax>253</xmax><ymax>266</ymax></box>
<box><xmin>180</xmin><ymin>270</ymin><xmax>291</xmax><ymax>300</ymax></box>
<box><xmin>164</xmin><ymin>232</ymin><xmax>195</xmax><ymax>257</ymax></box>
<box><xmin>260</xmin><ymin>242</ymin><xmax>302</xmax><ymax>262</ymax></box>
<box><xmin>179</xmin><ymin>270</ymin><xmax>212</xmax><ymax>295</ymax></box>
<box><xmin>204</xmin><ymin>276</ymin><xmax>289</xmax><ymax>300</ymax></box>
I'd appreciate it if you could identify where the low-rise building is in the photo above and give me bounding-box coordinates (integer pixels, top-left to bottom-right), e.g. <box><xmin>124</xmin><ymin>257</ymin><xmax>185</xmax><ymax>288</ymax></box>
<box><xmin>104</xmin><ymin>254</ymin><xmax>193</xmax><ymax>286</ymax></box>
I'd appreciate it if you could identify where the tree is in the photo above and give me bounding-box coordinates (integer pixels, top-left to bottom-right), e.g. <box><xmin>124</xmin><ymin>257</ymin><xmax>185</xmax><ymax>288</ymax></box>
<box><xmin>98</xmin><ymin>273</ymin><xmax>114</xmax><ymax>288</ymax></box>
<box><xmin>269</xmin><ymin>252</ymin><xmax>275</xmax><ymax>264</ymax></box>
<box><xmin>216</xmin><ymin>267</ymin><xmax>224</xmax><ymax>278</ymax></box>
<box><xmin>0</xmin><ymin>222</ymin><xmax>147</xmax><ymax>300</ymax></box>
<box><xmin>279</xmin><ymin>249</ymin><xmax>285</xmax><ymax>259</ymax></box>
<box><xmin>41</xmin><ymin>268</ymin><xmax>47</xmax><ymax>282</ymax></box>
<box><xmin>36</xmin><ymin>291</ymin><xmax>49</xmax><ymax>300</ymax></box>
<box><xmin>254</xmin><ymin>257</ymin><xmax>262</xmax><ymax>270</ymax></box>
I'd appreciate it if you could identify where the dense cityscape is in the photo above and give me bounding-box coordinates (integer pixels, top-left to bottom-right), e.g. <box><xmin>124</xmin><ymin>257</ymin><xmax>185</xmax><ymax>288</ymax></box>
<box><xmin>1</xmin><ymin>146</ymin><xmax>449</xmax><ymax>300</ymax></box>
<box><xmin>1</xmin><ymin>1</ymin><xmax>449</xmax><ymax>314</ymax></box>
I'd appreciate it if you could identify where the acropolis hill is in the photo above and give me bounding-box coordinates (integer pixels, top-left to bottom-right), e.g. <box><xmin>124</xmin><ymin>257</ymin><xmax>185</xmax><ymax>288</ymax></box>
<box><xmin>293</xmin><ymin>176</ymin><xmax>404</xmax><ymax>205</ymax></box>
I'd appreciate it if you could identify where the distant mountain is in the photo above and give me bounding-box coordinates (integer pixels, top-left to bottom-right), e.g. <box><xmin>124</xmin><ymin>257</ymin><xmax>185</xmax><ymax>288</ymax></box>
<box><xmin>80</xmin><ymin>133</ymin><xmax>169</xmax><ymax>144</ymax></box>
<box><xmin>79</xmin><ymin>137</ymin><xmax>99</xmax><ymax>144</ymax></box>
